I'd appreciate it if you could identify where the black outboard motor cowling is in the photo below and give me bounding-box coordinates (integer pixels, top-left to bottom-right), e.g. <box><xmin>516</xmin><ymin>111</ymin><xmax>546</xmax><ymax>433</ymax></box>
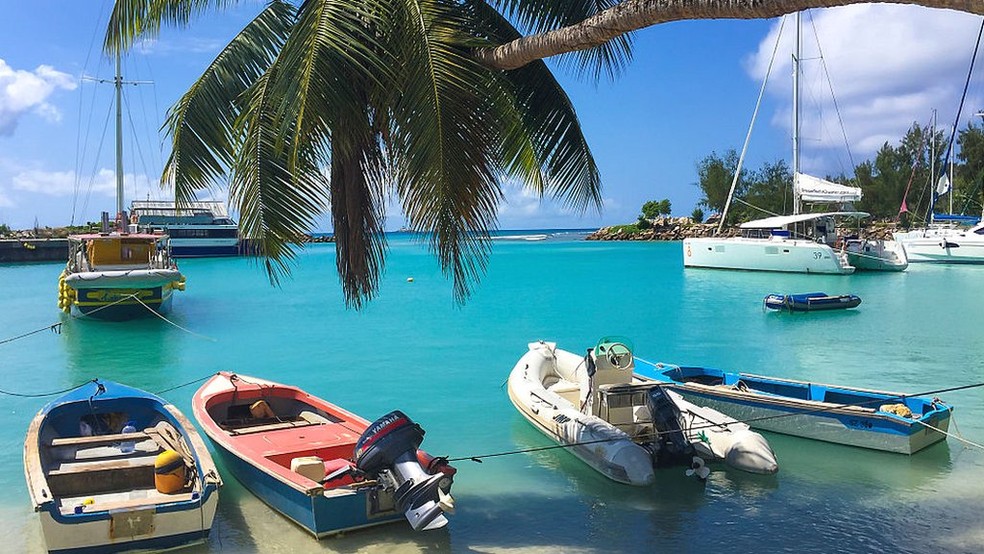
<box><xmin>646</xmin><ymin>386</ymin><xmax>694</xmax><ymax>466</ymax></box>
<box><xmin>354</xmin><ymin>410</ymin><xmax>454</xmax><ymax>531</ymax></box>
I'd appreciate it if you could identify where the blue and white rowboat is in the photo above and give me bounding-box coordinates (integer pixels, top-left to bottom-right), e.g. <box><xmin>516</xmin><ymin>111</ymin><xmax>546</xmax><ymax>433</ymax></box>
<box><xmin>23</xmin><ymin>380</ymin><xmax>221</xmax><ymax>553</ymax></box>
<box><xmin>634</xmin><ymin>362</ymin><xmax>952</xmax><ymax>454</ymax></box>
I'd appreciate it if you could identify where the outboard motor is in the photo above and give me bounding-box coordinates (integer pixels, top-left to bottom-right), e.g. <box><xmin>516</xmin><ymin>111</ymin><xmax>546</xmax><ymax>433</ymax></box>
<box><xmin>645</xmin><ymin>386</ymin><xmax>694</xmax><ymax>466</ymax></box>
<box><xmin>354</xmin><ymin>411</ymin><xmax>454</xmax><ymax>531</ymax></box>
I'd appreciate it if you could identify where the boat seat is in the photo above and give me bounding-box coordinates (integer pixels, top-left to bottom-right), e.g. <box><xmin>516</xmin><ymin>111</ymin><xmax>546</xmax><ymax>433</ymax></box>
<box><xmin>51</xmin><ymin>431</ymin><xmax>149</xmax><ymax>448</ymax></box>
<box><xmin>546</xmin><ymin>380</ymin><xmax>580</xmax><ymax>395</ymax></box>
<box><xmin>544</xmin><ymin>378</ymin><xmax>581</xmax><ymax>406</ymax></box>
<box><xmin>47</xmin><ymin>454</ymin><xmax>158</xmax><ymax>497</ymax></box>
<box><xmin>49</xmin><ymin>454</ymin><xmax>159</xmax><ymax>477</ymax></box>
<box><xmin>227</xmin><ymin>419</ymin><xmax>320</xmax><ymax>435</ymax></box>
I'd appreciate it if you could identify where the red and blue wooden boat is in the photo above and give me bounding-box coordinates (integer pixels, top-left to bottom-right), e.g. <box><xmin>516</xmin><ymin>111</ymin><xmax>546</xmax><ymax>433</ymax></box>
<box><xmin>192</xmin><ymin>372</ymin><xmax>455</xmax><ymax>538</ymax></box>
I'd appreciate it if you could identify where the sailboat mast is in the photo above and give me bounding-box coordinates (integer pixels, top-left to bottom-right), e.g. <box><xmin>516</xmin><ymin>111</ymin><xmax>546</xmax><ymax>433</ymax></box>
<box><xmin>114</xmin><ymin>48</ymin><xmax>124</xmax><ymax>220</ymax></box>
<box><xmin>792</xmin><ymin>12</ymin><xmax>802</xmax><ymax>215</ymax></box>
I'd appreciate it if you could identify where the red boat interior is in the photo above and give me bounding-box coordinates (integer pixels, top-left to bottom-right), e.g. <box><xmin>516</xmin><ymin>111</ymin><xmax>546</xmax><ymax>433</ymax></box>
<box><xmin>206</xmin><ymin>388</ymin><xmax>367</xmax><ymax>489</ymax></box>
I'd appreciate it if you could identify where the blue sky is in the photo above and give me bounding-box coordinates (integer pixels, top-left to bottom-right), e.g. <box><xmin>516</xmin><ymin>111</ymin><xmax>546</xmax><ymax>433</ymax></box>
<box><xmin>1</xmin><ymin>2</ymin><xmax>983</xmax><ymax>231</ymax></box>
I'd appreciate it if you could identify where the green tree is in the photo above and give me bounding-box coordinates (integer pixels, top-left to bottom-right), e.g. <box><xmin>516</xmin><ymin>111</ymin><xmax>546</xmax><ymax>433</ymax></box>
<box><xmin>695</xmin><ymin>150</ymin><xmax>745</xmax><ymax>223</ymax></box>
<box><xmin>691</xmin><ymin>207</ymin><xmax>704</xmax><ymax>223</ymax></box>
<box><xmin>109</xmin><ymin>0</ymin><xmax>620</xmax><ymax>307</ymax></box>
<box><xmin>640</xmin><ymin>198</ymin><xmax>671</xmax><ymax>219</ymax></box>
<box><xmin>743</xmin><ymin>159</ymin><xmax>791</xmax><ymax>219</ymax></box>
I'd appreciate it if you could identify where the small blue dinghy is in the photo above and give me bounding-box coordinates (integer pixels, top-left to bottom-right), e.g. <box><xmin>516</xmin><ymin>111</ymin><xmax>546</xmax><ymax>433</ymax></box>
<box><xmin>764</xmin><ymin>292</ymin><xmax>861</xmax><ymax>312</ymax></box>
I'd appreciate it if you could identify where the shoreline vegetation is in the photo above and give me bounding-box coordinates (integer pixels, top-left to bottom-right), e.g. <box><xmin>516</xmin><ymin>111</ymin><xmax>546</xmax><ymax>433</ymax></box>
<box><xmin>586</xmin><ymin>216</ymin><xmax>900</xmax><ymax>241</ymax></box>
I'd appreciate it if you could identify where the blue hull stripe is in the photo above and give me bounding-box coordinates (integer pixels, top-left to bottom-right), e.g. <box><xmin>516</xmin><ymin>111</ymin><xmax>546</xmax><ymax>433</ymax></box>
<box><xmin>48</xmin><ymin>530</ymin><xmax>208</xmax><ymax>554</ymax></box>
<box><xmin>209</xmin><ymin>440</ymin><xmax>402</xmax><ymax>537</ymax></box>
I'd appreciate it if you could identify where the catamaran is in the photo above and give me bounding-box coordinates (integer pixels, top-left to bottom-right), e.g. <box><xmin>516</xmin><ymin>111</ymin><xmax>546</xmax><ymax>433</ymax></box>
<box><xmin>684</xmin><ymin>13</ymin><xmax>906</xmax><ymax>274</ymax></box>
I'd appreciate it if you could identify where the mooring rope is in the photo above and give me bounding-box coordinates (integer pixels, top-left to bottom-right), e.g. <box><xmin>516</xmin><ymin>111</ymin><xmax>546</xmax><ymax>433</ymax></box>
<box><xmin>0</xmin><ymin>379</ymin><xmax>96</xmax><ymax>398</ymax></box>
<box><xmin>2</xmin><ymin>292</ymin><xmax>215</xmax><ymax>345</ymax></box>
<box><xmin>154</xmin><ymin>374</ymin><xmax>216</xmax><ymax>395</ymax></box>
<box><xmin>914</xmin><ymin>418</ymin><xmax>984</xmax><ymax>452</ymax></box>
<box><xmin>448</xmin><ymin>372</ymin><xmax>984</xmax><ymax>464</ymax></box>
<box><xmin>0</xmin><ymin>322</ymin><xmax>62</xmax><ymax>346</ymax></box>
<box><xmin>131</xmin><ymin>294</ymin><xmax>217</xmax><ymax>342</ymax></box>
<box><xmin>0</xmin><ymin>371</ymin><xmax>218</xmax><ymax>399</ymax></box>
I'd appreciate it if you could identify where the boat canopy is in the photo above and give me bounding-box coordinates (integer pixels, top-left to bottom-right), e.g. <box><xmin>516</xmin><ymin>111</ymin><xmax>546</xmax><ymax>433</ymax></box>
<box><xmin>932</xmin><ymin>213</ymin><xmax>980</xmax><ymax>224</ymax></box>
<box><xmin>131</xmin><ymin>200</ymin><xmax>229</xmax><ymax>218</ymax></box>
<box><xmin>794</xmin><ymin>173</ymin><xmax>863</xmax><ymax>203</ymax></box>
<box><xmin>740</xmin><ymin>211</ymin><xmax>870</xmax><ymax>229</ymax></box>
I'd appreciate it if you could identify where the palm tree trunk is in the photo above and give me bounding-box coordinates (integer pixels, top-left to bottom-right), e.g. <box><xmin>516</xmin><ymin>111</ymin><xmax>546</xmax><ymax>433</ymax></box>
<box><xmin>475</xmin><ymin>0</ymin><xmax>984</xmax><ymax>70</ymax></box>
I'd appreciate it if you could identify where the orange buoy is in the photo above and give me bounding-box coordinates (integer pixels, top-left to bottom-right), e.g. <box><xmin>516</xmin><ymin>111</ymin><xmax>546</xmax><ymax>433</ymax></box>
<box><xmin>154</xmin><ymin>449</ymin><xmax>187</xmax><ymax>494</ymax></box>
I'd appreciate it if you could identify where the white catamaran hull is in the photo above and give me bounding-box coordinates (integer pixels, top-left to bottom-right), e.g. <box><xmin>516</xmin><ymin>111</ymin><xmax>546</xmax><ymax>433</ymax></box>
<box><xmin>894</xmin><ymin>229</ymin><xmax>984</xmax><ymax>263</ymax></box>
<box><xmin>684</xmin><ymin>237</ymin><xmax>854</xmax><ymax>274</ymax></box>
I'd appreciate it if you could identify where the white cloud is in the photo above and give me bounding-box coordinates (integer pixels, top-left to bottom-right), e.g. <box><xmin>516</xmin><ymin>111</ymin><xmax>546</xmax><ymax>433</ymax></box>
<box><xmin>496</xmin><ymin>179</ymin><xmax>604</xmax><ymax>228</ymax></box>
<box><xmin>12</xmin><ymin>167</ymin><xmax>156</xmax><ymax>198</ymax></box>
<box><xmin>0</xmin><ymin>187</ymin><xmax>13</xmax><ymax>208</ymax></box>
<box><xmin>135</xmin><ymin>37</ymin><xmax>226</xmax><ymax>56</ymax></box>
<box><xmin>747</xmin><ymin>5</ymin><xmax>984</xmax><ymax>174</ymax></box>
<box><xmin>0</xmin><ymin>58</ymin><xmax>76</xmax><ymax>136</ymax></box>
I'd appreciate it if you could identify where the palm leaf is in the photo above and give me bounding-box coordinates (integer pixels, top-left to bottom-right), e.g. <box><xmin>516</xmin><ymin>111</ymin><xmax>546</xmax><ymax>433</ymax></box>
<box><xmin>162</xmin><ymin>0</ymin><xmax>295</xmax><ymax>205</ymax></box>
<box><xmin>388</xmin><ymin>0</ymin><xmax>522</xmax><ymax>302</ymax></box>
<box><xmin>105</xmin><ymin>0</ymin><xmax>238</xmax><ymax>53</ymax></box>
<box><xmin>467</xmin><ymin>0</ymin><xmax>602</xmax><ymax>210</ymax></box>
<box><xmin>272</xmin><ymin>0</ymin><xmax>394</xmax><ymax>306</ymax></box>
<box><xmin>231</xmin><ymin>60</ymin><xmax>329</xmax><ymax>282</ymax></box>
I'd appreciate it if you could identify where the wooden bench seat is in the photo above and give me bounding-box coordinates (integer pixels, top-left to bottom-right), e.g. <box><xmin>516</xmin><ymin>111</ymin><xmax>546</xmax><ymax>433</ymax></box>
<box><xmin>49</xmin><ymin>454</ymin><xmax>159</xmax><ymax>477</ymax></box>
<box><xmin>227</xmin><ymin>419</ymin><xmax>320</xmax><ymax>436</ymax></box>
<box><xmin>47</xmin><ymin>454</ymin><xmax>159</xmax><ymax>497</ymax></box>
<box><xmin>51</xmin><ymin>431</ymin><xmax>149</xmax><ymax>448</ymax></box>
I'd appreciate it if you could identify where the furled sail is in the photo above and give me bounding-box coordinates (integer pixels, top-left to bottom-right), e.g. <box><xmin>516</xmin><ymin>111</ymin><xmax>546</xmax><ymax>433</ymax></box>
<box><xmin>794</xmin><ymin>172</ymin><xmax>862</xmax><ymax>203</ymax></box>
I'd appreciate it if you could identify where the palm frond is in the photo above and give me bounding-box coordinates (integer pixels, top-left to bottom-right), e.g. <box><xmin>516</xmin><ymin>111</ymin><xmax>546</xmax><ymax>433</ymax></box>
<box><xmin>231</xmin><ymin>60</ymin><xmax>329</xmax><ymax>283</ymax></box>
<box><xmin>467</xmin><ymin>0</ymin><xmax>602</xmax><ymax>210</ymax></box>
<box><xmin>105</xmin><ymin>0</ymin><xmax>238</xmax><ymax>53</ymax></box>
<box><xmin>163</xmin><ymin>0</ymin><xmax>295</xmax><ymax>205</ymax></box>
<box><xmin>388</xmin><ymin>0</ymin><xmax>520</xmax><ymax>302</ymax></box>
<box><xmin>272</xmin><ymin>0</ymin><xmax>395</xmax><ymax>306</ymax></box>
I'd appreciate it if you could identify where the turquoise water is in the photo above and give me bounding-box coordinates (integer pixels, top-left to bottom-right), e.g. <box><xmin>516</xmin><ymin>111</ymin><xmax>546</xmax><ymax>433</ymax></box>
<box><xmin>2</xmin><ymin>233</ymin><xmax>984</xmax><ymax>553</ymax></box>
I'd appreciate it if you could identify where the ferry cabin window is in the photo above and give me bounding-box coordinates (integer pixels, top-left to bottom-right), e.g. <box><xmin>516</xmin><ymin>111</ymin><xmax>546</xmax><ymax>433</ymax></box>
<box><xmin>170</xmin><ymin>228</ymin><xmax>237</xmax><ymax>238</ymax></box>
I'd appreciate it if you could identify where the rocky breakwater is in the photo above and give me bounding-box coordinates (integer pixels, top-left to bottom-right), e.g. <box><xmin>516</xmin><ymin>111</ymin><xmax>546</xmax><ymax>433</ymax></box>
<box><xmin>586</xmin><ymin>217</ymin><xmax>737</xmax><ymax>241</ymax></box>
<box><xmin>587</xmin><ymin>217</ymin><xmax>901</xmax><ymax>242</ymax></box>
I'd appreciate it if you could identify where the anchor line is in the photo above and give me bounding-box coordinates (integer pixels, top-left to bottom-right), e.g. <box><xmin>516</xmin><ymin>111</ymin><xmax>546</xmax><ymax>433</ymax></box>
<box><xmin>913</xmin><ymin>418</ymin><xmax>984</xmax><ymax>451</ymax></box>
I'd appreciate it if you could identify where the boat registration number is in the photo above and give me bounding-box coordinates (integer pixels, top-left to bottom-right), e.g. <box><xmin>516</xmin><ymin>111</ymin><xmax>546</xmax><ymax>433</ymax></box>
<box><xmin>110</xmin><ymin>509</ymin><xmax>155</xmax><ymax>538</ymax></box>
